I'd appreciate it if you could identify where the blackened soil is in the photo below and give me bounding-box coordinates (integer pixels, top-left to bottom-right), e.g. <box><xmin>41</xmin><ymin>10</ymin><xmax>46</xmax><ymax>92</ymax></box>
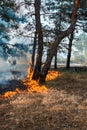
<box><xmin>0</xmin><ymin>79</ymin><xmax>27</xmax><ymax>95</ymax></box>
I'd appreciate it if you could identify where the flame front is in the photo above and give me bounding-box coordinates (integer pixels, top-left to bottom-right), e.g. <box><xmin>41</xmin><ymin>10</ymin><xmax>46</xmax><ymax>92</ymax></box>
<box><xmin>0</xmin><ymin>88</ymin><xmax>20</xmax><ymax>98</ymax></box>
<box><xmin>46</xmin><ymin>70</ymin><xmax>62</xmax><ymax>81</ymax></box>
<box><xmin>0</xmin><ymin>68</ymin><xmax>62</xmax><ymax>98</ymax></box>
<box><xmin>22</xmin><ymin>69</ymin><xmax>62</xmax><ymax>93</ymax></box>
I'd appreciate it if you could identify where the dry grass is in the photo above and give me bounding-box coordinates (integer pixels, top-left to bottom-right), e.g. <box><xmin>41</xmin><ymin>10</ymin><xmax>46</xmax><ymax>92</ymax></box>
<box><xmin>0</xmin><ymin>71</ymin><xmax>87</xmax><ymax>130</ymax></box>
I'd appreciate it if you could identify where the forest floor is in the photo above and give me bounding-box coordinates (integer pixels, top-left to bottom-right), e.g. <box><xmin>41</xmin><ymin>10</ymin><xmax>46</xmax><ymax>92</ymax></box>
<box><xmin>0</xmin><ymin>70</ymin><xmax>87</xmax><ymax>130</ymax></box>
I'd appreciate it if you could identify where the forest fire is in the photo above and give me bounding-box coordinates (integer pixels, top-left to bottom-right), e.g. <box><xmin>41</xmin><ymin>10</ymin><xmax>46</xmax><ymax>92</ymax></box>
<box><xmin>0</xmin><ymin>68</ymin><xmax>62</xmax><ymax>98</ymax></box>
<box><xmin>0</xmin><ymin>88</ymin><xmax>20</xmax><ymax>98</ymax></box>
<box><xmin>22</xmin><ymin>69</ymin><xmax>62</xmax><ymax>93</ymax></box>
<box><xmin>2</xmin><ymin>91</ymin><xmax>16</xmax><ymax>98</ymax></box>
<box><xmin>46</xmin><ymin>70</ymin><xmax>62</xmax><ymax>81</ymax></box>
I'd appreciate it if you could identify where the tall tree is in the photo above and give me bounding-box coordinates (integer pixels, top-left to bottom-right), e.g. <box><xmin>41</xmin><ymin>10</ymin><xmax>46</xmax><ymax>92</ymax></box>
<box><xmin>39</xmin><ymin>0</ymin><xmax>80</xmax><ymax>83</ymax></box>
<box><xmin>32</xmin><ymin>0</ymin><xmax>44</xmax><ymax>80</ymax></box>
<box><xmin>66</xmin><ymin>32</ymin><xmax>74</xmax><ymax>68</ymax></box>
<box><xmin>31</xmin><ymin>31</ymin><xmax>37</xmax><ymax>68</ymax></box>
<box><xmin>54</xmin><ymin>52</ymin><xmax>57</xmax><ymax>69</ymax></box>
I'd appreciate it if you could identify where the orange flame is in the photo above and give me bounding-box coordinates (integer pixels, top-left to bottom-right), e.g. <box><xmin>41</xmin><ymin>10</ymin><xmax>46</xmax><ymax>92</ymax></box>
<box><xmin>22</xmin><ymin>69</ymin><xmax>62</xmax><ymax>93</ymax></box>
<box><xmin>0</xmin><ymin>68</ymin><xmax>62</xmax><ymax>98</ymax></box>
<box><xmin>2</xmin><ymin>91</ymin><xmax>16</xmax><ymax>98</ymax></box>
<box><xmin>46</xmin><ymin>70</ymin><xmax>62</xmax><ymax>81</ymax></box>
<box><xmin>23</xmin><ymin>79</ymin><xmax>48</xmax><ymax>93</ymax></box>
<box><xmin>0</xmin><ymin>88</ymin><xmax>20</xmax><ymax>98</ymax></box>
<box><xmin>27</xmin><ymin>67</ymin><xmax>33</xmax><ymax>80</ymax></box>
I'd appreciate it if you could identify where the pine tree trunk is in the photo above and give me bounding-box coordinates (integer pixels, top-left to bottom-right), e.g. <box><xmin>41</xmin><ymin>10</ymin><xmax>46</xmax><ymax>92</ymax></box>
<box><xmin>32</xmin><ymin>0</ymin><xmax>43</xmax><ymax>80</ymax></box>
<box><xmin>66</xmin><ymin>33</ymin><xmax>74</xmax><ymax>68</ymax></box>
<box><xmin>54</xmin><ymin>52</ymin><xmax>57</xmax><ymax>69</ymax></box>
<box><xmin>32</xmin><ymin>31</ymin><xmax>37</xmax><ymax>67</ymax></box>
<box><xmin>39</xmin><ymin>38</ymin><xmax>60</xmax><ymax>83</ymax></box>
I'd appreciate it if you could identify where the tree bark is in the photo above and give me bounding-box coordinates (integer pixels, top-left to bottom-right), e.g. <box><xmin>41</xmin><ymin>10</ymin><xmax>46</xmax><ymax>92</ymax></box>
<box><xmin>32</xmin><ymin>31</ymin><xmax>37</xmax><ymax>67</ymax></box>
<box><xmin>39</xmin><ymin>0</ymin><xmax>80</xmax><ymax>83</ymax></box>
<box><xmin>39</xmin><ymin>37</ymin><xmax>61</xmax><ymax>83</ymax></box>
<box><xmin>32</xmin><ymin>0</ymin><xmax>43</xmax><ymax>80</ymax></box>
<box><xmin>66</xmin><ymin>32</ymin><xmax>74</xmax><ymax>68</ymax></box>
<box><xmin>54</xmin><ymin>52</ymin><xmax>57</xmax><ymax>69</ymax></box>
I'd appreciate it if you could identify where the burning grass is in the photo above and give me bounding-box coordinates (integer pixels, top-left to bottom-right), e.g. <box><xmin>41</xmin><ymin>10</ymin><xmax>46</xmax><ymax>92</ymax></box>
<box><xmin>22</xmin><ymin>70</ymin><xmax>62</xmax><ymax>93</ymax></box>
<box><xmin>0</xmin><ymin>88</ymin><xmax>21</xmax><ymax>98</ymax></box>
<box><xmin>0</xmin><ymin>70</ymin><xmax>87</xmax><ymax>130</ymax></box>
<box><xmin>0</xmin><ymin>70</ymin><xmax>62</xmax><ymax>98</ymax></box>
